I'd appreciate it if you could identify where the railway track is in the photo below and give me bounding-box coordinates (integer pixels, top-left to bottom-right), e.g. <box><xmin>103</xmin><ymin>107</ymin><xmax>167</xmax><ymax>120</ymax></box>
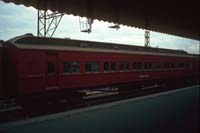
<box><xmin>0</xmin><ymin>82</ymin><xmax>198</xmax><ymax>123</ymax></box>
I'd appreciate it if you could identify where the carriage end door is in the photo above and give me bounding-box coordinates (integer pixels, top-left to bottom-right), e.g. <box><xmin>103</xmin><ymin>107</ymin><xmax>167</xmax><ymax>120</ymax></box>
<box><xmin>46</xmin><ymin>54</ymin><xmax>58</xmax><ymax>90</ymax></box>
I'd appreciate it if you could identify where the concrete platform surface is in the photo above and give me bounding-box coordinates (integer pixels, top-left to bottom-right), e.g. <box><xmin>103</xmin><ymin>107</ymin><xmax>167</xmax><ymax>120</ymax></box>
<box><xmin>0</xmin><ymin>85</ymin><xmax>199</xmax><ymax>133</ymax></box>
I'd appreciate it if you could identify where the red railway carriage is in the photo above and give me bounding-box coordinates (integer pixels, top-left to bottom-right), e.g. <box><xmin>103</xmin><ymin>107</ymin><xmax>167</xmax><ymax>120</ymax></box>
<box><xmin>0</xmin><ymin>41</ymin><xmax>3</xmax><ymax>96</ymax></box>
<box><xmin>1</xmin><ymin>34</ymin><xmax>199</xmax><ymax>99</ymax></box>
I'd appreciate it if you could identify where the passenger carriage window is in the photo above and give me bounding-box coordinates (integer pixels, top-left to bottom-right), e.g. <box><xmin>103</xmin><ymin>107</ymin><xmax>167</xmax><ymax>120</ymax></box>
<box><xmin>110</xmin><ymin>62</ymin><xmax>116</xmax><ymax>71</ymax></box>
<box><xmin>104</xmin><ymin>62</ymin><xmax>109</xmax><ymax>71</ymax></box>
<box><xmin>133</xmin><ymin>62</ymin><xmax>142</xmax><ymax>70</ymax></box>
<box><xmin>47</xmin><ymin>62</ymin><xmax>55</xmax><ymax>74</ymax></box>
<box><xmin>163</xmin><ymin>62</ymin><xmax>170</xmax><ymax>69</ymax></box>
<box><xmin>133</xmin><ymin>62</ymin><xmax>137</xmax><ymax>70</ymax></box>
<box><xmin>153</xmin><ymin>62</ymin><xmax>161</xmax><ymax>69</ymax></box>
<box><xmin>120</xmin><ymin>62</ymin><xmax>130</xmax><ymax>71</ymax></box>
<box><xmin>144</xmin><ymin>62</ymin><xmax>148</xmax><ymax>69</ymax></box>
<box><xmin>119</xmin><ymin>63</ymin><xmax>124</xmax><ymax>71</ymax></box>
<box><xmin>104</xmin><ymin>62</ymin><xmax>116</xmax><ymax>71</ymax></box>
<box><xmin>174</xmin><ymin>63</ymin><xmax>178</xmax><ymax>68</ymax></box>
<box><xmin>125</xmin><ymin>63</ymin><xmax>130</xmax><ymax>70</ymax></box>
<box><xmin>170</xmin><ymin>62</ymin><xmax>175</xmax><ymax>69</ymax></box>
<box><xmin>71</xmin><ymin>62</ymin><xmax>80</xmax><ymax>73</ymax></box>
<box><xmin>85</xmin><ymin>62</ymin><xmax>99</xmax><ymax>72</ymax></box>
<box><xmin>63</xmin><ymin>62</ymin><xmax>80</xmax><ymax>73</ymax></box>
<box><xmin>144</xmin><ymin>62</ymin><xmax>152</xmax><ymax>70</ymax></box>
<box><xmin>63</xmin><ymin>62</ymin><xmax>71</xmax><ymax>73</ymax></box>
<box><xmin>138</xmin><ymin>63</ymin><xmax>142</xmax><ymax>70</ymax></box>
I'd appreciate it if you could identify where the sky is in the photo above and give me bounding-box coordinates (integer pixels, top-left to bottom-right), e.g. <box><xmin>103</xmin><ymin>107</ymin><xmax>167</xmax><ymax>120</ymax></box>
<box><xmin>0</xmin><ymin>1</ymin><xmax>199</xmax><ymax>54</ymax></box>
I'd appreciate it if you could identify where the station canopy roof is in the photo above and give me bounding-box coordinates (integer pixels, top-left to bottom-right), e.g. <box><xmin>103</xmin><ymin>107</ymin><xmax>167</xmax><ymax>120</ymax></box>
<box><xmin>2</xmin><ymin>0</ymin><xmax>200</xmax><ymax>40</ymax></box>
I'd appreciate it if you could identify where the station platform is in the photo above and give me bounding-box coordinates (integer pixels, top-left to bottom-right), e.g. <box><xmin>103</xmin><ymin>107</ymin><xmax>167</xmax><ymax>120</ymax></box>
<box><xmin>0</xmin><ymin>85</ymin><xmax>199</xmax><ymax>133</ymax></box>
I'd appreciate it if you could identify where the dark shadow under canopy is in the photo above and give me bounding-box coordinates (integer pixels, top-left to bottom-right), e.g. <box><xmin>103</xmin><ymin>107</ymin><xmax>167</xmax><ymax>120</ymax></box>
<box><xmin>2</xmin><ymin>0</ymin><xmax>200</xmax><ymax>40</ymax></box>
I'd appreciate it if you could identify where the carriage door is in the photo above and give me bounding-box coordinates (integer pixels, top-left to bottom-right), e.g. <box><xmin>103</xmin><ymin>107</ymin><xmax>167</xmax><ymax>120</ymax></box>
<box><xmin>46</xmin><ymin>54</ymin><xmax>58</xmax><ymax>90</ymax></box>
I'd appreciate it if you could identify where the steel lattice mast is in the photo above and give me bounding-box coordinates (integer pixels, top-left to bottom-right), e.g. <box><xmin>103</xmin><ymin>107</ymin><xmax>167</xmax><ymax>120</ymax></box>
<box><xmin>37</xmin><ymin>10</ymin><xmax>64</xmax><ymax>37</ymax></box>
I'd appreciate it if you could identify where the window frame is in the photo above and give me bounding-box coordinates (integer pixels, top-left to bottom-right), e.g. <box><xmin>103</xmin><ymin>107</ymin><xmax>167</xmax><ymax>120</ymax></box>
<box><xmin>119</xmin><ymin>62</ymin><xmax>130</xmax><ymax>72</ymax></box>
<box><xmin>85</xmin><ymin>62</ymin><xmax>100</xmax><ymax>73</ymax></box>
<box><xmin>133</xmin><ymin>62</ymin><xmax>143</xmax><ymax>71</ymax></box>
<box><xmin>63</xmin><ymin>61</ymin><xmax>80</xmax><ymax>74</ymax></box>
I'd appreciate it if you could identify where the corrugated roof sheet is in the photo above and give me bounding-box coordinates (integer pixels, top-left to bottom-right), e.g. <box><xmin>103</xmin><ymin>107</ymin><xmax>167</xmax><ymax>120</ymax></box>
<box><xmin>2</xmin><ymin>0</ymin><xmax>200</xmax><ymax>40</ymax></box>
